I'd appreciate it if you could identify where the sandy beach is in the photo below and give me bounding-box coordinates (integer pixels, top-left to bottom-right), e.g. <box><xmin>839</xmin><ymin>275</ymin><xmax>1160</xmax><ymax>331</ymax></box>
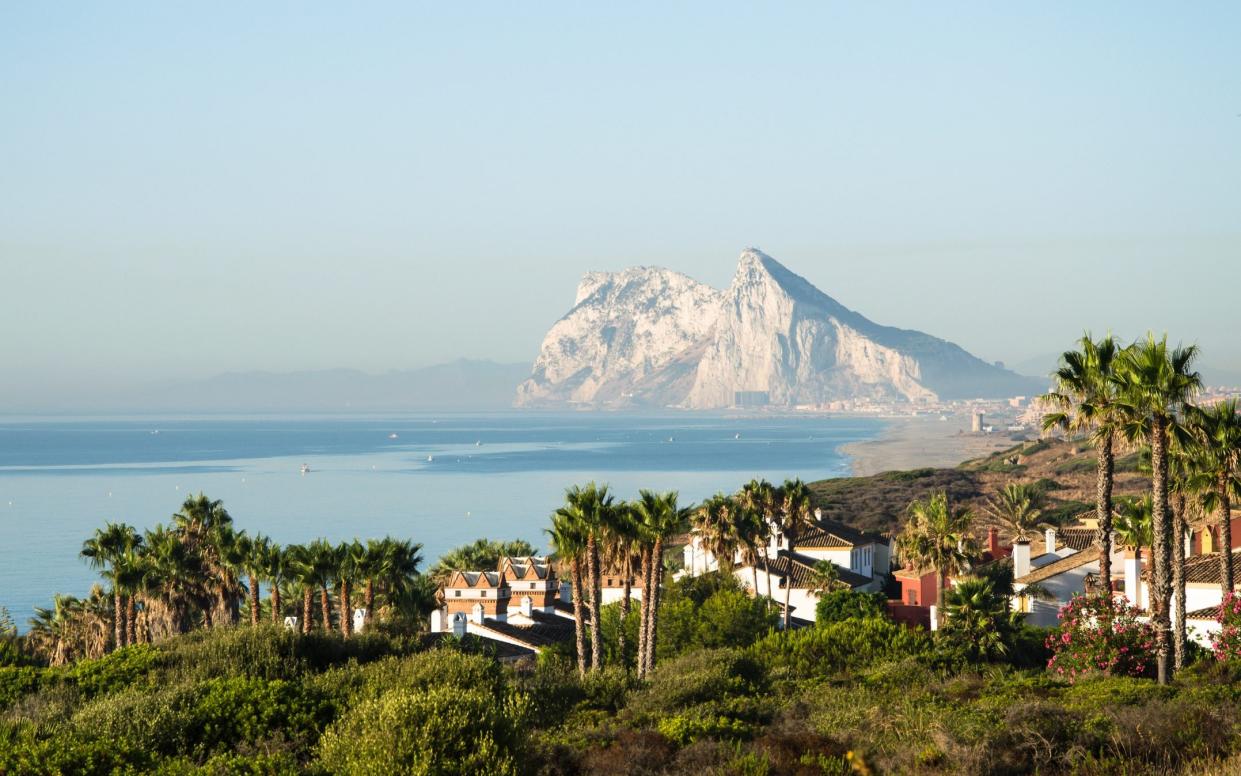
<box><xmin>839</xmin><ymin>414</ymin><xmax>1019</xmax><ymax>476</ymax></box>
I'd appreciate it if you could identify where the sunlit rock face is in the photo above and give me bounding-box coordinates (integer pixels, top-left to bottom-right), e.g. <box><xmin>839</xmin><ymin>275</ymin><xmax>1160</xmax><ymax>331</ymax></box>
<box><xmin>516</xmin><ymin>248</ymin><xmax>1040</xmax><ymax>409</ymax></box>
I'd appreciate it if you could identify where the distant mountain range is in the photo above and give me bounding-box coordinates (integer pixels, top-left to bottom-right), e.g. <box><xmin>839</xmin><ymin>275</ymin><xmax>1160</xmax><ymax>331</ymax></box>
<box><xmin>516</xmin><ymin>248</ymin><xmax>1045</xmax><ymax>409</ymax></box>
<box><xmin>39</xmin><ymin>360</ymin><xmax>532</xmax><ymax>413</ymax></box>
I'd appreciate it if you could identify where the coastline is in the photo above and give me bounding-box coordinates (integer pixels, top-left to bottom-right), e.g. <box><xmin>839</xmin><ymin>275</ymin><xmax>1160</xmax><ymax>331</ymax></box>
<box><xmin>839</xmin><ymin>414</ymin><xmax>1018</xmax><ymax>477</ymax></box>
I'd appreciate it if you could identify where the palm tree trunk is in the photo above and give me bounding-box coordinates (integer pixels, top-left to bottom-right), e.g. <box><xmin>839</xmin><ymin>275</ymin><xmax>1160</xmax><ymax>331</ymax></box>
<box><xmin>571</xmin><ymin>557</ymin><xmax>586</xmax><ymax>678</ymax></box>
<box><xmin>1172</xmin><ymin>492</ymin><xmax>1187</xmax><ymax>671</ymax></box>
<box><xmin>783</xmin><ymin>569</ymin><xmax>792</xmax><ymax>630</ymax></box>
<box><xmin>271</xmin><ymin>585</ymin><xmax>282</xmax><ymax>625</ymax></box>
<box><xmin>636</xmin><ymin>548</ymin><xmax>651</xmax><ymax>677</ymax></box>
<box><xmin>647</xmin><ymin>537</ymin><xmax>664</xmax><ymax>675</ymax></box>
<box><xmin>126</xmin><ymin>597</ymin><xmax>137</xmax><ymax>646</ymax></box>
<box><xmin>339</xmin><ymin>580</ymin><xmax>352</xmax><ymax>636</ymax></box>
<box><xmin>113</xmin><ymin>591</ymin><xmax>124</xmax><ymax>652</ymax></box>
<box><xmin>364</xmin><ymin>579</ymin><xmax>375</xmax><ymax>628</ymax></box>
<box><xmin>1097</xmin><ymin>431</ymin><xmax>1116</xmax><ymax>591</ymax></box>
<box><xmin>302</xmin><ymin>587</ymin><xmax>313</xmax><ymax>634</ymax></box>
<box><xmin>618</xmin><ymin>559</ymin><xmax>632</xmax><ymax>669</ymax></box>
<box><xmin>1219</xmin><ymin>472</ymin><xmax>1234</xmax><ymax>596</ymax></box>
<box><xmin>587</xmin><ymin>533</ymin><xmax>602</xmax><ymax>671</ymax></box>
<box><xmin>1151</xmin><ymin>418</ymin><xmax>1173</xmax><ymax>684</ymax></box>
<box><xmin>320</xmin><ymin>585</ymin><xmax>332</xmax><ymax>632</ymax></box>
<box><xmin>249</xmin><ymin>573</ymin><xmax>261</xmax><ymax>626</ymax></box>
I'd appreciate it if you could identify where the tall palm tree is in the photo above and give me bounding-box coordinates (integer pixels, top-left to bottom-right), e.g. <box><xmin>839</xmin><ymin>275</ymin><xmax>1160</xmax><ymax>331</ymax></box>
<box><xmin>285</xmin><ymin>543</ymin><xmax>317</xmax><ymax>634</ymax></box>
<box><xmin>238</xmin><ymin>533</ymin><xmax>273</xmax><ymax>626</ymax></box>
<box><xmin>1115</xmin><ymin>495</ymin><xmax>1154</xmax><ymax>611</ymax></box>
<box><xmin>601</xmin><ymin>501</ymin><xmax>640</xmax><ymax>668</ymax></box>
<box><xmin>732</xmin><ymin>503</ymin><xmax>765</xmax><ymax>600</ymax></box>
<box><xmin>140</xmin><ymin>524</ymin><xmax>202</xmax><ymax>637</ymax></box>
<box><xmin>778</xmin><ymin>479</ymin><xmax>816</xmax><ymax>630</ymax></box>
<box><xmin>632</xmin><ymin>489</ymin><xmax>688</xmax><ymax>678</ymax></box>
<box><xmin>737</xmin><ymin>478</ymin><xmax>779</xmax><ymax>609</ymax></box>
<box><xmin>114</xmin><ymin>549</ymin><xmax>146</xmax><ymax>645</ymax></box>
<box><xmin>1168</xmin><ymin>447</ymin><xmax>1195</xmax><ymax>671</ymax></box>
<box><xmin>335</xmin><ymin>540</ymin><xmax>364</xmax><ymax>636</ymax></box>
<box><xmin>547</xmin><ymin>512</ymin><xmax>588</xmax><ymax>677</ymax></box>
<box><xmin>984</xmin><ymin>483</ymin><xmax>1048</xmax><ymax>544</ymax></box>
<box><xmin>896</xmin><ymin>491</ymin><xmax>978</xmax><ymax>614</ymax></box>
<box><xmin>80</xmin><ymin>522</ymin><xmax>142</xmax><ymax>651</ymax></box>
<box><xmin>1114</xmin><ymin>333</ymin><xmax>1201</xmax><ymax>683</ymax></box>
<box><xmin>1042</xmin><ymin>333</ymin><xmax>1124</xmax><ymax>591</ymax></box>
<box><xmin>559</xmin><ymin>483</ymin><xmax>613</xmax><ymax>672</ymax></box>
<box><xmin>1186</xmin><ymin>399</ymin><xmax>1241</xmax><ymax>596</ymax></box>
<box><xmin>306</xmin><ymin>539</ymin><xmax>338</xmax><ymax>632</ymax></box>
<box><xmin>262</xmin><ymin>541</ymin><xmax>289</xmax><ymax>625</ymax></box>
<box><xmin>692</xmin><ymin>494</ymin><xmax>739</xmax><ymax>573</ymax></box>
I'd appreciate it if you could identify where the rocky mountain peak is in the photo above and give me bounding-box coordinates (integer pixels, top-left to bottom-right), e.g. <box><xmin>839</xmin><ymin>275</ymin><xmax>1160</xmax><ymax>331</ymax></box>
<box><xmin>515</xmin><ymin>248</ymin><xmax>1042</xmax><ymax>408</ymax></box>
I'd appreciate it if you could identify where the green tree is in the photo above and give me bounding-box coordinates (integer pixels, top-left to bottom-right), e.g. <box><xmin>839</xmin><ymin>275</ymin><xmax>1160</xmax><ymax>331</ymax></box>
<box><xmin>736</xmin><ymin>478</ymin><xmax>779</xmax><ymax>610</ymax></box>
<box><xmin>896</xmin><ymin>491</ymin><xmax>978</xmax><ymax>612</ymax></box>
<box><xmin>1114</xmin><ymin>495</ymin><xmax>1154</xmax><ymax>609</ymax></box>
<box><xmin>547</xmin><ymin>511</ymin><xmax>588</xmax><ymax>677</ymax></box>
<box><xmin>939</xmin><ymin>577</ymin><xmax>1020</xmax><ymax>662</ymax></box>
<box><xmin>238</xmin><ymin>533</ymin><xmax>273</xmax><ymax>626</ymax></box>
<box><xmin>558</xmin><ymin>482</ymin><xmax>614</xmax><ymax>672</ymax></box>
<box><xmin>80</xmin><ymin>522</ymin><xmax>142</xmax><ymax>651</ymax></box>
<box><xmin>428</xmin><ymin>539</ymin><xmax>537</xmax><ymax>584</ymax></box>
<box><xmin>778</xmin><ymin>479</ymin><xmax>816</xmax><ymax>630</ymax></box>
<box><xmin>632</xmin><ymin>489</ymin><xmax>690</xmax><ymax>678</ymax></box>
<box><xmin>1185</xmin><ymin>399</ymin><xmax>1241</xmax><ymax>596</ymax></box>
<box><xmin>984</xmin><ymin>483</ymin><xmax>1047</xmax><ymax>543</ymax></box>
<box><xmin>1042</xmin><ymin>333</ymin><xmax>1125</xmax><ymax>591</ymax></box>
<box><xmin>1114</xmin><ymin>333</ymin><xmax>1201</xmax><ymax>683</ymax></box>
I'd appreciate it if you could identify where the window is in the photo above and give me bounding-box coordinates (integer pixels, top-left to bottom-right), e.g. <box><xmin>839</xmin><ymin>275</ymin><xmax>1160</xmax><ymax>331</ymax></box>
<box><xmin>531</xmin><ymin>582</ymin><xmax>537</xmax><ymax>589</ymax></box>
<box><xmin>907</xmin><ymin>589</ymin><xmax>917</xmax><ymax>606</ymax></box>
<box><xmin>454</xmin><ymin>590</ymin><xmax>461</xmax><ymax>598</ymax></box>
<box><xmin>481</xmin><ymin>591</ymin><xmax>487</xmax><ymax>598</ymax></box>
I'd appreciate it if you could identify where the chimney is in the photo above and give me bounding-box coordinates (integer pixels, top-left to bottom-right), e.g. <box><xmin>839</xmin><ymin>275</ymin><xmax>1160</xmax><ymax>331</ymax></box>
<box><xmin>987</xmin><ymin>527</ymin><xmax>1000</xmax><ymax>558</ymax></box>
<box><xmin>520</xmin><ymin>595</ymin><xmax>533</xmax><ymax>618</ymax></box>
<box><xmin>1125</xmin><ymin>552</ymin><xmax>1143</xmax><ymax>609</ymax></box>
<box><xmin>1012</xmin><ymin>540</ymin><xmax>1031</xmax><ymax>579</ymax></box>
<box><xmin>1045</xmin><ymin>527</ymin><xmax>1057</xmax><ymax>556</ymax></box>
<box><xmin>453</xmin><ymin>612</ymin><xmax>468</xmax><ymax>638</ymax></box>
<box><xmin>814</xmin><ymin>507</ymin><xmax>823</xmax><ymax>521</ymax></box>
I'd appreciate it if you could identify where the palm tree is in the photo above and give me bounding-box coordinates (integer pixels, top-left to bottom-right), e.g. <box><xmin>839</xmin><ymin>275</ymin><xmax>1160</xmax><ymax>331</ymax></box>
<box><xmin>939</xmin><ymin>577</ymin><xmax>1018</xmax><ymax>661</ymax></box>
<box><xmin>632</xmin><ymin>489</ymin><xmax>688</xmax><ymax>678</ymax></box>
<box><xmin>1042</xmin><ymin>333</ymin><xmax>1124</xmax><ymax>592</ymax></box>
<box><xmin>1115</xmin><ymin>495</ymin><xmax>1154</xmax><ymax>611</ymax></box>
<box><xmin>547</xmin><ymin>512</ymin><xmax>588</xmax><ymax>677</ymax></box>
<box><xmin>737</xmin><ymin>478</ymin><xmax>779</xmax><ymax>610</ymax></box>
<box><xmin>601</xmin><ymin>502</ymin><xmax>640</xmax><ymax>668</ymax></box>
<box><xmin>238</xmin><ymin>533</ymin><xmax>273</xmax><ymax>626</ymax></box>
<box><xmin>896</xmin><ymin>491</ymin><xmax>978</xmax><ymax>615</ymax></box>
<box><xmin>1168</xmin><ymin>447</ymin><xmax>1195</xmax><ymax>671</ymax></box>
<box><xmin>335</xmin><ymin>540</ymin><xmax>364</xmax><ymax>636</ymax></box>
<box><xmin>692</xmin><ymin>494</ymin><xmax>739</xmax><ymax>573</ymax></box>
<box><xmin>285</xmin><ymin>543</ymin><xmax>317</xmax><ymax>633</ymax></box>
<box><xmin>262</xmin><ymin>541</ymin><xmax>289</xmax><ymax>625</ymax></box>
<box><xmin>778</xmin><ymin>479</ymin><xmax>816</xmax><ymax>630</ymax></box>
<box><xmin>1186</xmin><ymin>399</ymin><xmax>1241</xmax><ymax>596</ymax></box>
<box><xmin>808</xmin><ymin>560</ymin><xmax>841</xmax><ymax>597</ymax></box>
<box><xmin>80</xmin><ymin>522</ymin><xmax>142</xmax><ymax>651</ymax></box>
<box><xmin>559</xmin><ymin>483</ymin><xmax>613</xmax><ymax>672</ymax></box>
<box><xmin>307</xmin><ymin>539</ymin><xmax>337</xmax><ymax>632</ymax></box>
<box><xmin>1114</xmin><ymin>333</ymin><xmax>1201</xmax><ymax>683</ymax></box>
<box><xmin>140</xmin><ymin>524</ymin><xmax>202</xmax><ymax>637</ymax></box>
<box><xmin>984</xmin><ymin>483</ymin><xmax>1047</xmax><ymax>544</ymax></box>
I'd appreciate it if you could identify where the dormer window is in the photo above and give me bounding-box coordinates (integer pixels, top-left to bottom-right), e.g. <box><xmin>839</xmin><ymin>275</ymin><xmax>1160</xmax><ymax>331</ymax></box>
<box><xmin>454</xmin><ymin>590</ymin><xmax>461</xmax><ymax>597</ymax></box>
<box><xmin>481</xmin><ymin>591</ymin><xmax>487</xmax><ymax>598</ymax></box>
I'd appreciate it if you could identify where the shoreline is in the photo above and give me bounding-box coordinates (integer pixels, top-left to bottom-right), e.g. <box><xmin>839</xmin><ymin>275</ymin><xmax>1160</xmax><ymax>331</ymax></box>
<box><xmin>839</xmin><ymin>414</ymin><xmax>1019</xmax><ymax>477</ymax></box>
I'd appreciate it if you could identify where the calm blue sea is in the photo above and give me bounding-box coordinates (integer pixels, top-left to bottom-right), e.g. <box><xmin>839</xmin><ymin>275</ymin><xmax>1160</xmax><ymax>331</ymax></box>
<box><xmin>0</xmin><ymin>412</ymin><xmax>882</xmax><ymax>626</ymax></box>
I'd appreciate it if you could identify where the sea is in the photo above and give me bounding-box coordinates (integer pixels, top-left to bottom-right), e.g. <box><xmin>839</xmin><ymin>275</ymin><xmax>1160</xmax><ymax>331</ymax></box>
<box><xmin>0</xmin><ymin>412</ymin><xmax>883</xmax><ymax>626</ymax></box>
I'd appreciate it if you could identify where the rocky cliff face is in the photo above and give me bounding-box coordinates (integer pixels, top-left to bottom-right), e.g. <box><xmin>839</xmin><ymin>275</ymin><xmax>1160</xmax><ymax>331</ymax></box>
<box><xmin>515</xmin><ymin>249</ymin><xmax>1041</xmax><ymax>408</ymax></box>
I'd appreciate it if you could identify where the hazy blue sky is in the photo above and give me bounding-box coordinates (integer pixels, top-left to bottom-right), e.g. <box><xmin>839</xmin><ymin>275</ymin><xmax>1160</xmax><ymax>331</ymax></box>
<box><xmin>3</xmin><ymin>3</ymin><xmax>1239</xmax><ymax>404</ymax></box>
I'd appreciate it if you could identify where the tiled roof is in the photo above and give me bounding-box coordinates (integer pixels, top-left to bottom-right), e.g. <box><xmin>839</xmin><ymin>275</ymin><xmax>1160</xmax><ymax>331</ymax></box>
<box><xmin>477</xmin><ymin>612</ymin><xmax>577</xmax><ymax>649</ymax></box>
<box><xmin>500</xmin><ymin>556</ymin><xmax>554</xmax><ymax>581</ymax></box>
<box><xmin>424</xmin><ymin>632</ymin><xmax>535</xmax><ymax>661</ymax></box>
<box><xmin>1015</xmin><ymin>551</ymin><xmax>1096</xmax><ymax>585</ymax></box>
<box><xmin>552</xmin><ymin>599</ymin><xmax>591</xmax><ymax>622</ymax></box>
<box><xmin>1183</xmin><ymin>549</ymin><xmax>1241</xmax><ymax>585</ymax></box>
<box><xmin>1186</xmin><ymin>606</ymin><xmax>1222</xmax><ymax>621</ymax></box>
<box><xmin>1057</xmin><ymin>528</ymin><xmax>1098</xmax><ymax>552</ymax></box>
<box><xmin>447</xmin><ymin>570</ymin><xmax>505</xmax><ymax>588</ymax></box>
<box><xmin>766</xmin><ymin>551</ymin><xmax>872</xmax><ymax>590</ymax></box>
<box><xmin>796</xmin><ymin>519</ymin><xmax>883</xmax><ymax>549</ymax></box>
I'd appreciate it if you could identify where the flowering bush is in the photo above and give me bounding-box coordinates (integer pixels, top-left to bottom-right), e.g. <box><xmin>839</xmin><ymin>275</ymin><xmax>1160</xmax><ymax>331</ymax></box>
<box><xmin>1045</xmin><ymin>593</ymin><xmax>1155</xmax><ymax>681</ymax></box>
<box><xmin>1209</xmin><ymin>591</ymin><xmax>1241</xmax><ymax>661</ymax></box>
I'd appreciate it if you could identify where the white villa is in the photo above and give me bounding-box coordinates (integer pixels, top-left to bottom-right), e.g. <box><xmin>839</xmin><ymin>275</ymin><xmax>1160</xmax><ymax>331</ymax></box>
<box><xmin>683</xmin><ymin>508</ymin><xmax>890</xmax><ymax>624</ymax></box>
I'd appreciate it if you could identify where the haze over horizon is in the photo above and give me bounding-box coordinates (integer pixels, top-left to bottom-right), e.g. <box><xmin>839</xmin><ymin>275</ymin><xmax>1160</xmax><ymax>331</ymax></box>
<box><xmin>3</xmin><ymin>4</ymin><xmax>1239</xmax><ymax>410</ymax></box>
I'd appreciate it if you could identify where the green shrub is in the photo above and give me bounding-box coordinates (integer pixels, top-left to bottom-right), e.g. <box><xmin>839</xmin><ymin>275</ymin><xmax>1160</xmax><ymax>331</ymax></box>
<box><xmin>311</xmin><ymin>647</ymin><xmax>506</xmax><ymax>708</ymax></box>
<box><xmin>751</xmin><ymin>617</ymin><xmax>932</xmax><ymax>679</ymax></box>
<box><xmin>61</xmin><ymin>643</ymin><xmax>163</xmax><ymax>699</ymax></box>
<box><xmin>657</xmin><ymin>710</ymin><xmax>757</xmax><ymax>745</ymax></box>
<box><xmin>656</xmin><ymin>574</ymin><xmax>778</xmax><ymax>658</ymax></box>
<box><xmin>316</xmin><ymin>685</ymin><xmax>524</xmax><ymax>776</ymax></box>
<box><xmin>629</xmin><ymin>648</ymin><xmax>766</xmax><ymax>715</ymax></box>
<box><xmin>0</xmin><ymin>665</ymin><xmax>44</xmax><ymax>712</ymax></box>
<box><xmin>0</xmin><ymin>722</ymin><xmax>154</xmax><ymax>775</ymax></box>
<box><xmin>815</xmin><ymin>589</ymin><xmax>888</xmax><ymax>624</ymax></box>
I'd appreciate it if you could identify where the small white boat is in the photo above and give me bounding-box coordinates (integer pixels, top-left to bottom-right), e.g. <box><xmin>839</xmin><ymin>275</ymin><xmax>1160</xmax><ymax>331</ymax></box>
<box><xmin>389</xmin><ymin>433</ymin><xmax>399</xmax><ymax>439</ymax></box>
<box><xmin>300</xmin><ymin>463</ymin><xmax>311</xmax><ymax>475</ymax></box>
<box><xmin>734</xmin><ymin>433</ymin><xmax>741</xmax><ymax>439</ymax></box>
<box><xmin>475</xmin><ymin>440</ymin><xmax>481</xmax><ymax>446</ymax></box>
<box><xmin>426</xmin><ymin>455</ymin><xmax>434</xmax><ymax>462</ymax></box>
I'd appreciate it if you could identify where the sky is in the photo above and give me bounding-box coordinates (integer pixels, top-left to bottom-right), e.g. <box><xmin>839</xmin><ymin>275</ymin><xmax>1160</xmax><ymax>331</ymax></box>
<box><xmin>2</xmin><ymin>3</ymin><xmax>1240</xmax><ymax>406</ymax></box>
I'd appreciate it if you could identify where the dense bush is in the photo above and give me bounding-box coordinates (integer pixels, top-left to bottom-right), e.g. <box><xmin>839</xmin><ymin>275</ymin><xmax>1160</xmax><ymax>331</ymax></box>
<box><xmin>814</xmin><ymin>589</ymin><xmax>888</xmax><ymax>623</ymax></box>
<box><xmin>656</xmin><ymin>573</ymin><xmax>778</xmax><ymax>658</ymax></box>
<box><xmin>316</xmin><ymin>685</ymin><xmax>525</xmax><ymax>776</ymax></box>
<box><xmin>1210</xmin><ymin>592</ymin><xmax>1241</xmax><ymax>662</ymax></box>
<box><xmin>751</xmin><ymin>617</ymin><xmax>932</xmax><ymax>679</ymax></box>
<box><xmin>1046</xmin><ymin>594</ymin><xmax>1156</xmax><ymax>681</ymax></box>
